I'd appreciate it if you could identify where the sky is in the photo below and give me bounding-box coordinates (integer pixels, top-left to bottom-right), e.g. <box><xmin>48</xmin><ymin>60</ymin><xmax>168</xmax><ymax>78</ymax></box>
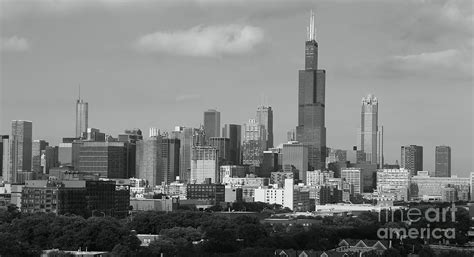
<box><xmin>0</xmin><ymin>0</ymin><xmax>472</xmax><ymax>176</ymax></box>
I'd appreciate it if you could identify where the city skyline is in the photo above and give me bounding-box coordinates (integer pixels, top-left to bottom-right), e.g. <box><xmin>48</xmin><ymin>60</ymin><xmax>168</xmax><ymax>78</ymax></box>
<box><xmin>1</xmin><ymin>0</ymin><xmax>472</xmax><ymax>176</ymax></box>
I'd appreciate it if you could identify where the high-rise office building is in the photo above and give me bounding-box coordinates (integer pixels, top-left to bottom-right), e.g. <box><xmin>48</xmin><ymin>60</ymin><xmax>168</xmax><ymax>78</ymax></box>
<box><xmin>282</xmin><ymin>142</ymin><xmax>308</xmax><ymax>184</ymax></box>
<box><xmin>41</xmin><ymin>146</ymin><xmax>59</xmax><ymax>174</ymax></box>
<box><xmin>435</xmin><ymin>145</ymin><xmax>451</xmax><ymax>177</ymax></box>
<box><xmin>256</xmin><ymin>106</ymin><xmax>273</xmax><ymax>149</ymax></box>
<box><xmin>222</xmin><ymin>124</ymin><xmax>242</xmax><ymax>165</ymax></box>
<box><xmin>118</xmin><ymin>129</ymin><xmax>143</xmax><ymax>143</ymax></box>
<box><xmin>190</xmin><ymin>146</ymin><xmax>219</xmax><ymax>184</ymax></box>
<box><xmin>9</xmin><ymin>120</ymin><xmax>33</xmax><ymax>183</ymax></box>
<box><xmin>161</xmin><ymin>138</ymin><xmax>180</xmax><ymax>184</ymax></box>
<box><xmin>172</xmin><ymin>126</ymin><xmax>207</xmax><ymax>183</ymax></box>
<box><xmin>32</xmin><ymin>140</ymin><xmax>49</xmax><ymax>173</ymax></box>
<box><xmin>2</xmin><ymin>136</ymin><xmax>10</xmax><ymax>181</ymax></box>
<box><xmin>136</xmin><ymin>135</ymin><xmax>163</xmax><ymax>187</ymax></box>
<box><xmin>470</xmin><ymin>172</ymin><xmax>474</xmax><ymax>201</ymax></box>
<box><xmin>58</xmin><ymin>141</ymin><xmax>82</xmax><ymax>169</ymax></box>
<box><xmin>75</xmin><ymin>93</ymin><xmax>88</xmax><ymax>138</ymax></box>
<box><xmin>295</xmin><ymin>11</ymin><xmax>326</xmax><ymax>170</ymax></box>
<box><xmin>401</xmin><ymin>145</ymin><xmax>423</xmax><ymax>176</ymax></box>
<box><xmin>204</xmin><ymin>109</ymin><xmax>220</xmax><ymax>140</ymax></box>
<box><xmin>209</xmin><ymin>137</ymin><xmax>231</xmax><ymax>165</ymax></box>
<box><xmin>357</xmin><ymin>94</ymin><xmax>383</xmax><ymax>166</ymax></box>
<box><xmin>78</xmin><ymin>141</ymin><xmax>129</xmax><ymax>178</ymax></box>
<box><xmin>242</xmin><ymin>119</ymin><xmax>266</xmax><ymax>167</ymax></box>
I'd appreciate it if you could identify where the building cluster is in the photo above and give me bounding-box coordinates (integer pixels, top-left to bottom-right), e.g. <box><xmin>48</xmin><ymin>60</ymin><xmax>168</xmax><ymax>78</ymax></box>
<box><xmin>0</xmin><ymin>12</ymin><xmax>472</xmax><ymax>216</ymax></box>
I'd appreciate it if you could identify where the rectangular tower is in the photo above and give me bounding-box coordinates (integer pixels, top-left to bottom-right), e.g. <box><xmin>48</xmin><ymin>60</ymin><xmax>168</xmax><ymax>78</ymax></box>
<box><xmin>222</xmin><ymin>124</ymin><xmax>242</xmax><ymax>165</ymax></box>
<box><xmin>401</xmin><ymin>145</ymin><xmax>423</xmax><ymax>176</ymax></box>
<box><xmin>204</xmin><ymin>109</ymin><xmax>220</xmax><ymax>140</ymax></box>
<box><xmin>357</xmin><ymin>94</ymin><xmax>379</xmax><ymax>165</ymax></box>
<box><xmin>296</xmin><ymin>11</ymin><xmax>326</xmax><ymax>170</ymax></box>
<box><xmin>75</xmin><ymin>97</ymin><xmax>88</xmax><ymax>138</ymax></box>
<box><xmin>435</xmin><ymin>145</ymin><xmax>451</xmax><ymax>177</ymax></box>
<box><xmin>256</xmin><ymin>106</ymin><xmax>273</xmax><ymax>149</ymax></box>
<box><xmin>9</xmin><ymin>120</ymin><xmax>33</xmax><ymax>182</ymax></box>
<box><xmin>32</xmin><ymin>139</ymin><xmax>49</xmax><ymax>173</ymax></box>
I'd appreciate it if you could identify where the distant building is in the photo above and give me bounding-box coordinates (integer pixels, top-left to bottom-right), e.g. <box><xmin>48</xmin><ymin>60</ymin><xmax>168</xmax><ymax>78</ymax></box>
<box><xmin>32</xmin><ymin>140</ymin><xmax>49</xmax><ymax>173</ymax></box>
<box><xmin>21</xmin><ymin>179</ymin><xmax>130</xmax><ymax>218</ymax></box>
<box><xmin>319</xmin><ymin>185</ymin><xmax>343</xmax><ymax>205</ymax></box>
<box><xmin>376</xmin><ymin>169</ymin><xmax>411</xmax><ymax>201</ymax></box>
<box><xmin>254</xmin><ymin>179</ymin><xmax>310</xmax><ymax>211</ymax></box>
<box><xmin>306</xmin><ymin>170</ymin><xmax>334</xmax><ymax>186</ymax></box>
<box><xmin>0</xmin><ymin>135</ymin><xmax>8</xmax><ymax>179</ymax></box>
<box><xmin>295</xmin><ymin>12</ymin><xmax>326</xmax><ymax>171</ymax></box>
<box><xmin>222</xmin><ymin>175</ymin><xmax>269</xmax><ymax>188</ymax></box>
<box><xmin>190</xmin><ymin>146</ymin><xmax>219</xmax><ymax>184</ymax></box>
<box><xmin>204</xmin><ymin>109</ymin><xmax>220</xmax><ymax>140</ymax></box>
<box><xmin>41</xmin><ymin>146</ymin><xmax>59</xmax><ymax>174</ymax></box>
<box><xmin>271</xmin><ymin>170</ymin><xmax>295</xmax><ymax>188</ymax></box>
<box><xmin>282</xmin><ymin>142</ymin><xmax>308</xmax><ymax>184</ymax></box>
<box><xmin>136</xmin><ymin>135</ymin><xmax>162</xmax><ymax>187</ymax></box>
<box><xmin>441</xmin><ymin>187</ymin><xmax>457</xmax><ymax>202</ymax></box>
<box><xmin>130</xmin><ymin>197</ymin><xmax>177</xmax><ymax>212</ymax></box>
<box><xmin>242</xmin><ymin>119</ymin><xmax>266</xmax><ymax>167</ymax></box>
<box><xmin>435</xmin><ymin>145</ymin><xmax>451</xmax><ymax>177</ymax></box>
<box><xmin>221</xmin><ymin>124</ymin><xmax>242</xmax><ymax>165</ymax></box>
<box><xmin>161</xmin><ymin>138</ymin><xmax>180</xmax><ymax>184</ymax></box>
<box><xmin>410</xmin><ymin>172</ymin><xmax>470</xmax><ymax>201</ymax></box>
<box><xmin>256</xmin><ymin>105</ymin><xmax>273</xmax><ymax>149</ymax></box>
<box><xmin>357</xmin><ymin>94</ymin><xmax>383</xmax><ymax>167</ymax></box>
<box><xmin>471</xmin><ymin>172</ymin><xmax>474</xmax><ymax>201</ymax></box>
<box><xmin>78</xmin><ymin>141</ymin><xmax>130</xmax><ymax>178</ymax></box>
<box><xmin>219</xmin><ymin>165</ymin><xmax>246</xmax><ymax>183</ymax></box>
<box><xmin>225</xmin><ymin>188</ymin><xmax>243</xmax><ymax>203</ymax></box>
<box><xmin>9</xmin><ymin>120</ymin><xmax>33</xmax><ymax>183</ymax></box>
<box><xmin>83</xmin><ymin>128</ymin><xmax>105</xmax><ymax>142</ymax></box>
<box><xmin>75</xmin><ymin>95</ymin><xmax>88</xmax><ymax>138</ymax></box>
<box><xmin>261</xmin><ymin>151</ymin><xmax>278</xmax><ymax>177</ymax></box>
<box><xmin>172</xmin><ymin>126</ymin><xmax>206</xmax><ymax>182</ymax></box>
<box><xmin>58</xmin><ymin>141</ymin><xmax>82</xmax><ymax>169</ymax></box>
<box><xmin>341</xmin><ymin>168</ymin><xmax>362</xmax><ymax>195</ymax></box>
<box><xmin>118</xmin><ymin>129</ymin><xmax>143</xmax><ymax>143</ymax></box>
<box><xmin>401</xmin><ymin>145</ymin><xmax>423</xmax><ymax>176</ymax></box>
<box><xmin>187</xmin><ymin>183</ymin><xmax>225</xmax><ymax>204</ymax></box>
<box><xmin>209</xmin><ymin>137</ymin><xmax>230</xmax><ymax>165</ymax></box>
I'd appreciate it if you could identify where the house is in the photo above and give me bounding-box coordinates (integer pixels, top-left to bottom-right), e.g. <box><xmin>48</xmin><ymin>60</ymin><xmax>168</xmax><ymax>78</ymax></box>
<box><xmin>334</xmin><ymin>239</ymin><xmax>390</xmax><ymax>255</ymax></box>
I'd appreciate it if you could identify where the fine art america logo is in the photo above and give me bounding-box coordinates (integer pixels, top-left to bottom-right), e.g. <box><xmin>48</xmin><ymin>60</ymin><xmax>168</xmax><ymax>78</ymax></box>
<box><xmin>377</xmin><ymin>204</ymin><xmax>457</xmax><ymax>240</ymax></box>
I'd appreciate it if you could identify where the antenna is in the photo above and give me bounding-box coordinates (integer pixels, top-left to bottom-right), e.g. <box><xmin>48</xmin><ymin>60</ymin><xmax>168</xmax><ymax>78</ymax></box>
<box><xmin>78</xmin><ymin>84</ymin><xmax>81</xmax><ymax>100</ymax></box>
<box><xmin>309</xmin><ymin>10</ymin><xmax>316</xmax><ymax>41</ymax></box>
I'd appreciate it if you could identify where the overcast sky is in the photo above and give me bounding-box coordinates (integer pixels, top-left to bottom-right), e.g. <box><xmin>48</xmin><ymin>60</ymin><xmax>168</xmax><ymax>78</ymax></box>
<box><xmin>0</xmin><ymin>0</ymin><xmax>472</xmax><ymax>176</ymax></box>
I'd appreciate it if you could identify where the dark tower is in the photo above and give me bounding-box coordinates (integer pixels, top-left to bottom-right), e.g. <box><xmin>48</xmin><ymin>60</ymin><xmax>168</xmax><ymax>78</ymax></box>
<box><xmin>296</xmin><ymin>10</ymin><xmax>326</xmax><ymax>170</ymax></box>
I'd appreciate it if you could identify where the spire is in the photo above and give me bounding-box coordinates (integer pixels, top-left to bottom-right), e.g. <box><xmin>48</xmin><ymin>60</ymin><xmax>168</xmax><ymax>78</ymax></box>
<box><xmin>307</xmin><ymin>10</ymin><xmax>316</xmax><ymax>41</ymax></box>
<box><xmin>78</xmin><ymin>84</ymin><xmax>81</xmax><ymax>101</ymax></box>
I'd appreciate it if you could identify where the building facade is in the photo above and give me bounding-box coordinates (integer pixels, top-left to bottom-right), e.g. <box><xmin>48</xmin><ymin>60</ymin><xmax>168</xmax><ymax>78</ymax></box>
<box><xmin>242</xmin><ymin>119</ymin><xmax>266</xmax><ymax>167</ymax></box>
<box><xmin>9</xmin><ymin>120</ymin><xmax>33</xmax><ymax>183</ymax></box>
<box><xmin>221</xmin><ymin>124</ymin><xmax>242</xmax><ymax>165</ymax></box>
<box><xmin>78</xmin><ymin>141</ymin><xmax>129</xmax><ymax>178</ymax></box>
<box><xmin>256</xmin><ymin>105</ymin><xmax>274</xmax><ymax>149</ymax></box>
<box><xmin>161</xmin><ymin>138</ymin><xmax>180</xmax><ymax>184</ymax></box>
<box><xmin>376</xmin><ymin>169</ymin><xmax>411</xmax><ymax>201</ymax></box>
<box><xmin>357</xmin><ymin>94</ymin><xmax>383</xmax><ymax>166</ymax></box>
<box><xmin>401</xmin><ymin>145</ymin><xmax>423</xmax><ymax>176</ymax></box>
<box><xmin>190</xmin><ymin>146</ymin><xmax>219</xmax><ymax>184</ymax></box>
<box><xmin>75</xmin><ymin>96</ymin><xmax>88</xmax><ymax>138</ymax></box>
<box><xmin>204</xmin><ymin>109</ymin><xmax>220</xmax><ymax>140</ymax></box>
<box><xmin>341</xmin><ymin>168</ymin><xmax>362</xmax><ymax>195</ymax></box>
<box><xmin>435</xmin><ymin>145</ymin><xmax>451</xmax><ymax>177</ymax></box>
<box><xmin>295</xmin><ymin>12</ymin><xmax>326</xmax><ymax>170</ymax></box>
<box><xmin>32</xmin><ymin>140</ymin><xmax>49</xmax><ymax>173</ymax></box>
<box><xmin>282</xmin><ymin>142</ymin><xmax>308</xmax><ymax>184</ymax></box>
<box><xmin>136</xmin><ymin>136</ymin><xmax>162</xmax><ymax>187</ymax></box>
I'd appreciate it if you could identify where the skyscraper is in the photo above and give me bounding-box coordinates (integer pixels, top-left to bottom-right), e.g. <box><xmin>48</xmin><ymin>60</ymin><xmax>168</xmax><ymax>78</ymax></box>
<box><xmin>161</xmin><ymin>138</ymin><xmax>180</xmax><ymax>184</ymax></box>
<box><xmin>9</xmin><ymin>120</ymin><xmax>33</xmax><ymax>182</ymax></box>
<box><xmin>204</xmin><ymin>109</ymin><xmax>220</xmax><ymax>140</ymax></box>
<box><xmin>256</xmin><ymin>105</ymin><xmax>273</xmax><ymax>149</ymax></box>
<box><xmin>296</xmin><ymin>11</ymin><xmax>326</xmax><ymax>170</ymax></box>
<box><xmin>209</xmin><ymin>137</ymin><xmax>231</xmax><ymax>165</ymax></box>
<box><xmin>32</xmin><ymin>139</ymin><xmax>49</xmax><ymax>173</ymax></box>
<box><xmin>222</xmin><ymin>124</ymin><xmax>242</xmax><ymax>165</ymax></box>
<box><xmin>190</xmin><ymin>146</ymin><xmax>219</xmax><ymax>184</ymax></box>
<box><xmin>401</xmin><ymin>145</ymin><xmax>423</xmax><ymax>176</ymax></box>
<box><xmin>435</xmin><ymin>145</ymin><xmax>451</xmax><ymax>177</ymax></box>
<box><xmin>282</xmin><ymin>142</ymin><xmax>308</xmax><ymax>183</ymax></box>
<box><xmin>357</xmin><ymin>94</ymin><xmax>382</xmax><ymax>166</ymax></box>
<box><xmin>242</xmin><ymin>119</ymin><xmax>266</xmax><ymax>167</ymax></box>
<box><xmin>75</xmin><ymin>92</ymin><xmax>88</xmax><ymax>138</ymax></box>
<box><xmin>0</xmin><ymin>136</ymin><xmax>4</xmax><ymax>178</ymax></box>
<box><xmin>136</xmin><ymin>135</ymin><xmax>163</xmax><ymax>187</ymax></box>
<box><xmin>2</xmin><ymin>136</ymin><xmax>10</xmax><ymax>181</ymax></box>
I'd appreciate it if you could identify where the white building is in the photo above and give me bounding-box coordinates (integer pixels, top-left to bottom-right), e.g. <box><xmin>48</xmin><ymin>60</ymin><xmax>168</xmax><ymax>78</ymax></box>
<box><xmin>190</xmin><ymin>146</ymin><xmax>219</xmax><ymax>184</ymax></box>
<box><xmin>376</xmin><ymin>168</ymin><xmax>410</xmax><ymax>201</ymax></box>
<box><xmin>341</xmin><ymin>168</ymin><xmax>362</xmax><ymax>195</ymax></box>
<box><xmin>254</xmin><ymin>179</ymin><xmax>310</xmax><ymax>211</ymax></box>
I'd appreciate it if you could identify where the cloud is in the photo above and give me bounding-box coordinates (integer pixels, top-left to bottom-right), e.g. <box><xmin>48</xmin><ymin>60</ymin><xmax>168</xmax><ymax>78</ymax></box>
<box><xmin>0</xmin><ymin>36</ymin><xmax>30</xmax><ymax>52</ymax></box>
<box><xmin>175</xmin><ymin>94</ymin><xmax>201</xmax><ymax>102</ymax></box>
<box><xmin>377</xmin><ymin>48</ymin><xmax>472</xmax><ymax>79</ymax></box>
<box><xmin>134</xmin><ymin>24</ymin><xmax>264</xmax><ymax>57</ymax></box>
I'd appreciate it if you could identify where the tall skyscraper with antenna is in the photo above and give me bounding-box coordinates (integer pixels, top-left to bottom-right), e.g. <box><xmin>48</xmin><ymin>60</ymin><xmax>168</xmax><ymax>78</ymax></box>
<box><xmin>296</xmin><ymin>10</ymin><xmax>326</xmax><ymax>170</ymax></box>
<box><xmin>357</xmin><ymin>94</ymin><xmax>382</xmax><ymax>166</ymax></box>
<box><xmin>75</xmin><ymin>87</ymin><xmax>88</xmax><ymax>138</ymax></box>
